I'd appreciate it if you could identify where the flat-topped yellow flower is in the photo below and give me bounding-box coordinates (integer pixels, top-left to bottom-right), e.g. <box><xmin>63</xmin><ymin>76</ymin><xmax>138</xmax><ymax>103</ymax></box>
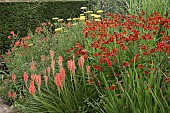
<box><xmin>73</xmin><ymin>18</ymin><xmax>79</xmax><ymax>21</ymax></box>
<box><xmin>80</xmin><ymin>7</ymin><xmax>87</xmax><ymax>10</ymax></box>
<box><xmin>79</xmin><ymin>16</ymin><xmax>86</xmax><ymax>20</ymax></box>
<box><xmin>58</xmin><ymin>19</ymin><xmax>64</xmax><ymax>22</ymax></box>
<box><xmin>84</xmin><ymin>11</ymin><xmax>93</xmax><ymax>14</ymax></box>
<box><xmin>96</xmin><ymin>10</ymin><xmax>104</xmax><ymax>14</ymax></box>
<box><xmin>94</xmin><ymin>19</ymin><xmax>101</xmax><ymax>22</ymax></box>
<box><xmin>28</xmin><ymin>44</ymin><xmax>33</xmax><ymax>46</ymax></box>
<box><xmin>80</xmin><ymin>14</ymin><xmax>84</xmax><ymax>16</ymax></box>
<box><xmin>94</xmin><ymin>15</ymin><xmax>101</xmax><ymax>19</ymax></box>
<box><xmin>90</xmin><ymin>14</ymin><xmax>97</xmax><ymax>17</ymax></box>
<box><xmin>55</xmin><ymin>28</ymin><xmax>63</xmax><ymax>32</ymax></box>
<box><xmin>67</xmin><ymin>18</ymin><xmax>72</xmax><ymax>21</ymax></box>
<box><xmin>52</xmin><ymin>17</ymin><xmax>59</xmax><ymax>20</ymax></box>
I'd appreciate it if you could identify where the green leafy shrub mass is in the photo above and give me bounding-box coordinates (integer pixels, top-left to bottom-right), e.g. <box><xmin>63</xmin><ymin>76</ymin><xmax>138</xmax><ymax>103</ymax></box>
<box><xmin>0</xmin><ymin>0</ymin><xmax>170</xmax><ymax>113</ymax></box>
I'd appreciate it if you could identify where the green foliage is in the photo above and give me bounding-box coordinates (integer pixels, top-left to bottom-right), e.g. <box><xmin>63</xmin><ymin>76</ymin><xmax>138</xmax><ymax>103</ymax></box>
<box><xmin>126</xmin><ymin>0</ymin><xmax>170</xmax><ymax>17</ymax></box>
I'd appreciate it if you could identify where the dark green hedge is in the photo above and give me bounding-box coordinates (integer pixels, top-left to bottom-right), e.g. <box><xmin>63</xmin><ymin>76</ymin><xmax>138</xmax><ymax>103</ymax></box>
<box><xmin>0</xmin><ymin>1</ymin><xmax>87</xmax><ymax>54</ymax></box>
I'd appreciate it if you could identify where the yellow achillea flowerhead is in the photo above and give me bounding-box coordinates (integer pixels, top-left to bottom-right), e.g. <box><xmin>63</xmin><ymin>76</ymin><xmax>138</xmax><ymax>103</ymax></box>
<box><xmin>86</xmin><ymin>11</ymin><xmax>93</xmax><ymax>14</ymax></box>
<box><xmin>80</xmin><ymin>14</ymin><xmax>84</xmax><ymax>16</ymax></box>
<box><xmin>73</xmin><ymin>18</ymin><xmax>79</xmax><ymax>21</ymax></box>
<box><xmin>90</xmin><ymin>14</ymin><xmax>97</xmax><ymax>17</ymax></box>
<box><xmin>28</xmin><ymin>44</ymin><xmax>33</xmax><ymax>47</ymax></box>
<box><xmin>67</xmin><ymin>18</ymin><xmax>72</xmax><ymax>21</ymax></box>
<box><xmin>80</xmin><ymin>7</ymin><xmax>87</xmax><ymax>10</ymax></box>
<box><xmin>55</xmin><ymin>28</ymin><xmax>63</xmax><ymax>32</ymax></box>
<box><xmin>52</xmin><ymin>17</ymin><xmax>59</xmax><ymax>20</ymax></box>
<box><xmin>96</xmin><ymin>10</ymin><xmax>104</xmax><ymax>14</ymax></box>
<box><xmin>94</xmin><ymin>15</ymin><xmax>101</xmax><ymax>19</ymax></box>
<box><xmin>79</xmin><ymin>16</ymin><xmax>86</xmax><ymax>20</ymax></box>
<box><xmin>58</xmin><ymin>19</ymin><xmax>64</xmax><ymax>22</ymax></box>
<box><xmin>94</xmin><ymin>19</ymin><xmax>101</xmax><ymax>22</ymax></box>
<box><xmin>84</xmin><ymin>11</ymin><xmax>93</xmax><ymax>14</ymax></box>
<box><xmin>84</xmin><ymin>12</ymin><xmax>88</xmax><ymax>14</ymax></box>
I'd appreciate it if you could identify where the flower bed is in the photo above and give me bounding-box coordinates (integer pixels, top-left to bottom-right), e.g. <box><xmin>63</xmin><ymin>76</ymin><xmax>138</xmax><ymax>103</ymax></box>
<box><xmin>0</xmin><ymin>0</ymin><xmax>170</xmax><ymax>112</ymax></box>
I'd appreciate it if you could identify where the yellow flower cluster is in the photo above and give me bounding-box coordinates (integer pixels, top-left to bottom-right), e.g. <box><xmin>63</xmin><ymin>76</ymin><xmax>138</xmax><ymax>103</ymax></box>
<box><xmin>52</xmin><ymin>7</ymin><xmax>104</xmax><ymax>33</ymax></box>
<box><xmin>80</xmin><ymin>6</ymin><xmax>104</xmax><ymax>22</ymax></box>
<box><xmin>28</xmin><ymin>44</ymin><xmax>33</xmax><ymax>47</ymax></box>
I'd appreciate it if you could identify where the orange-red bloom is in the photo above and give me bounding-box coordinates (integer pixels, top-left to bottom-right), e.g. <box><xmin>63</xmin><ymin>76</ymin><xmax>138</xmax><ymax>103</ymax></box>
<box><xmin>86</xmin><ymin>65</ymin><xmax>91</xmax><ymax>76</ymax></box>
<box><xmin>122</xmin><ymin>61</ymin><xmax>129</xmax><ymax>67</ymax></box>
<box><xmin>8</xmin><ymin>91</ymin><xmax>12</xmax><ymax>98</ymax></box>
<box><xmin>67</xmin><ymin>60</ymin><xmax>76</xmax><ymax>74</ymax></box>
<box><xmin>35</xmin><ymin>75</ymin><xmax>41</xmax><ymax>90</ymax></box>
<box><xmin>23</xmin><ymin>72</ymin><xmax>28</xmax><ymax>82</ymax></box>
<box><xmin>78</xmin><ymin>56</ymin><xmax>84</xmax><ymax>68</ymax></box>
<box><xmin>12</xmin><ymin>73</ymin><xmax>16</xmax><ymax>81</ymax></box>
<box><xmin>44</xmin><ymin>75</ymin><xmax>48</xmax><ymax>86</ymax></box>
<box><xmin>110</xmin><ymin>84</ymin><xmax>116</xmax><ymax>91</ymax></box>
<box><xmin>58</xmin><ymin>56</ymin><xmax>63</xmax><ymax>68</ymax></box>
<box><xmin>28</xmin><ymin>80</ymin><xmax>36</xmax><ymax>95</ymax></box>
<box><xmin>14</xmin><ymin>41</ymin><xmax>20</xmax><ymax>47</ymax></box>
<box><xmin>138</xmin><ymin>64</ymin><xmax>144</xmax><ymax>69</ymax></box>
<box><xmin>105</xmin><ymin>58</ymin><xmax>112</xmax><ymax>67</ymax></box>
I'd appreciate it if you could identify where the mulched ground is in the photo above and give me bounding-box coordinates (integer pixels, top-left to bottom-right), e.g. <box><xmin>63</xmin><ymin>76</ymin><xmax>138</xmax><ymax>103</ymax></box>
<box><xmin>0</xmin><ymin>57</ymin><xmax>15</xmax><ymax>113</ymax></box>
<box><xmin>0</xmin><ymin>98</ymin><xmax>13</xmax><ymax>113</ymax></box>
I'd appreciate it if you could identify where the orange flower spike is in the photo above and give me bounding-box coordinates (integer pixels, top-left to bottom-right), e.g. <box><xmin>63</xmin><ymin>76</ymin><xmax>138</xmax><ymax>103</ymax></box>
<box><xmin>55</xmin><ymin>73</ymin><xmax>62</xmax><ymax>90</ymax></box>
<box><xmin>12</xmin><ymin>73</ymin><xmax>16</xmax><ymax>81</ymax></box>
<box><xmin>31</xmin><ymin>74</ymin><xmax>36</xmax><ymax>81</ymax></box>
<box><xmin>59</xmin><ymin>67</ymin><xmax>66</xmax><ymax>83</ymax></box>
<box><xmin>67</xmin><ymin>60</ymin><xmax>76</xmax><ymax>75</ymax></box>
<box><xmin>43</xmin><ymin>69</ymin><xmax>46</xmax><ymax>75</ymax></box>
<box><xmin>78</xmin><ymin>56</ymin><xmax>84</xmax><ymax>68</ymax></box>
<box><xmin>23</xmin><ymin>72</ymin><xmax>28</xmax><ymax>82</ymax></box>
<box><xmin>30</xmin><ymin>62</ymin><xmax>36</xmax><ymax>72</ymax></box>
<box><xmin>51</xmin><ymin>60</ymin><xmax>55</xmax><ymax>76</ymax></box>
<box><xmin>86</xmin><ymin>65</ymin><xmax>91</xmax><ymax>76</ymax></box>
<box><xmin>58</xmin><ymin>56</ymin><xmax>63</xmax><ymax>68</ymax></box>
<box><xmin>44</xmin><ymin>75</ymin><xmax>48</xmax><ymax>86</ymax></box>
<box><xmin>28</xmin><ymin>80</ymin><xmax>36</xmax><ymax>95</ymax></box>
<box><xmin>35</xmin><ymin>75</ymin><xmax>41</xmax><ymax>90</ymax></box>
